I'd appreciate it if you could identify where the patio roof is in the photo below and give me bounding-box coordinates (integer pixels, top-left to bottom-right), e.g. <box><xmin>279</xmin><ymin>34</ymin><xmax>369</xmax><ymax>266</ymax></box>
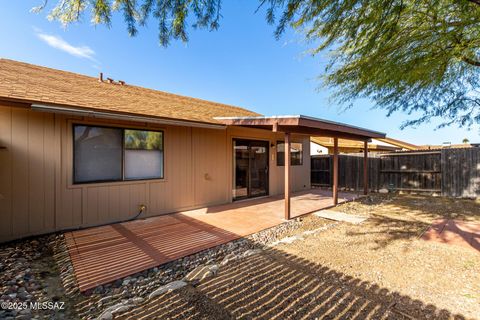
<box><xmin>216</xmin><ymin>115</ymin><xmax>384</xmax><ymax>219</ymax></box>
<box><xmin>214</xmin><ymin>115</ymin><xmax>386</xmax><ymax>141</ymax></box>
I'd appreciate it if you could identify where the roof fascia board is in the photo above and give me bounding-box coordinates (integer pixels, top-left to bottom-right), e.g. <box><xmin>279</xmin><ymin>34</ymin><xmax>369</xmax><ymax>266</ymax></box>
<box><xmin>297</xmin><ymin>117</ymin><xmax>385</xmax><ymax>138</ymax></box>
<box><xmin>298</xmin><ymin>115</ymin><xmax>385</xmax><ymax>137</ymax></box>
<box><xmin>31</xmin><ymin>104</ymin><xmax>226</xmax><ymax>130</ymax></box>
<box><xmin>0</xmin><ymin>98</ymin><xmax>31</xmax><ymax>109</ymax></box>
<box><xmin>214</xmin><ymin>117</ymin><xmax>299</xmax><ymax>126</ymax></box>
<box><xmin>276</xmin><ymin>125</ymin><xmax>373</xmax><ymax>141</ymax></box>
<box><xmin>215</xmin><ymin>115</ymin><xmax>385</xmax><ymax>139</ymax></box>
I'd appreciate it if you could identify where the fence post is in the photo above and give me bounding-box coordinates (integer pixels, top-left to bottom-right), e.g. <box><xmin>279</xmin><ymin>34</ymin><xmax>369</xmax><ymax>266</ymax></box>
<box><xmin>441</xmin><ymin>149</ymin><xmax>446</xmax><ymax>197</ymax></box>
<box><xmin>333</xmin><ymin>138</ymin><xmax>339</xmax><ymax>205</ymax></box>
<box><xmin>363</xmin><ymin>141</ymin><xmax>368</xmax><ymax>195</ymax></box>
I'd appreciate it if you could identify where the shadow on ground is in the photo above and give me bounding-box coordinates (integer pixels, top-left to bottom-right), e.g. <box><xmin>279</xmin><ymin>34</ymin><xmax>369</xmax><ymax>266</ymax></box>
<box><xmin>66</xmin><ymin>194</ymin><xmax>479</xmax><ymax>319</ymax></box>
<box><xmin>114</xmin><ymin>245</ymin><xmax>469</xmax><ymax>320</ymax></box>
<box><xmin>336</xmin><ymin>194</ymin><xmax>480</xmax><ymax>250</ymax></box>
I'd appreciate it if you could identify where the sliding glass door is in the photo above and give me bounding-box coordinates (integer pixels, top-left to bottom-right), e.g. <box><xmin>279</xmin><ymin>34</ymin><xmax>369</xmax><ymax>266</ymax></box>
<box><xmin>233</xmin><ymin>139</ymin><xmax>269</xmax><ymax>200</ymax></box>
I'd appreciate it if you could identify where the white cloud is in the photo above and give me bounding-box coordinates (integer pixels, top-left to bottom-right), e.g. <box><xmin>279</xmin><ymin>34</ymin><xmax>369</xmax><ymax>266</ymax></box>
<box><xmin>35</xmin><ymin>30</ymin><xmax>97</xmax><ymax>62</ymax></box>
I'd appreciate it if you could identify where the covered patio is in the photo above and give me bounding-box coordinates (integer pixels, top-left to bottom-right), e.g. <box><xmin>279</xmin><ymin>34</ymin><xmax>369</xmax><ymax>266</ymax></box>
<box><xmin>66</xmin><ymin>189</ymin><xmax>359</xmax><ymax>291</ymax></box>
<box><xmin>216</xmin><ymin>115</ymin><xmax>386</xmax><ymax>218</ymax></box>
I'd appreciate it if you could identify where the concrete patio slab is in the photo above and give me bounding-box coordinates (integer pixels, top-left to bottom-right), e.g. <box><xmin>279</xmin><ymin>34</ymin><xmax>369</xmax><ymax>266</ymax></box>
<box><xmin>314</xmin><ymin>210</ymin><xmax>367</xmax><ymax>224</ymax></box>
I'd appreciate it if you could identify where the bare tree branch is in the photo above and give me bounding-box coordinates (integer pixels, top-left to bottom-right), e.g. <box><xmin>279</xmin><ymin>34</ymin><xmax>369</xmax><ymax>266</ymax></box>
<box><xmin>462</xmin><ymin>56</ymin><xmax>480</xmax><ymax>66</ymax></box>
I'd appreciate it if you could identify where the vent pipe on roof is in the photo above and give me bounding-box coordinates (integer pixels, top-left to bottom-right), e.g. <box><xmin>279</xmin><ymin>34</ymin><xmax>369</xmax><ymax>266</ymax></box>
<box><xmin>98</xmin><ymin>73</ymin><xmax>125</xmax><ymax>85</ymax></box>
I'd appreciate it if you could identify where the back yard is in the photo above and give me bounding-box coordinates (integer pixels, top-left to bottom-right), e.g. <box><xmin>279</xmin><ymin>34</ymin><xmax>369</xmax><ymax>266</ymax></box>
<box><xmin>1</xmin><ymin>194</ymin><xmax>479</xmax><ymax>319</ymax></box>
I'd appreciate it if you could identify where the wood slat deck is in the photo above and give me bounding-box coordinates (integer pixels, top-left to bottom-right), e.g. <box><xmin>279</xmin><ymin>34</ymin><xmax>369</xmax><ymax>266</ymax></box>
<box><xmin>65</xmin><ymin>189</ymin><xmax>359</xmax><ymax>291</ymax></box>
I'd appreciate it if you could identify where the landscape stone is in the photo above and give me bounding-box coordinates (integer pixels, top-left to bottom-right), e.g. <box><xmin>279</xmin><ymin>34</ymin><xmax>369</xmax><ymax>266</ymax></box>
<box><xmin>220</xmin><ymin>253</ymin><xmax>237</xmax><ymax>266</ymax></box>
<box><xmin>242</xmin><ymin>249</ymin><xmax>262</xmax><ymax>258</ymax></box>
<box><xmin>148</xmin><ymin>280</ymin><xmax>187</xmax><ymax>299</ymax></box>
<box><xmin>185</xmin><ymin>264</ymin><xmax>219</xmax><ymax>282</ymax></box>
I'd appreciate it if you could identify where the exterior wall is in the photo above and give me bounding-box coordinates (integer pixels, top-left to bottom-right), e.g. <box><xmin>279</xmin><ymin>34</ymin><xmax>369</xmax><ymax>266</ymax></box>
<box><xmin>0</xmin><ymin>104</ymin><xmax>310</xmax><ymax>242</ymax></box>
<box><xmin>226</xmin><ymin>126</ymin><xmax>311</xmax><ymax>197</ymax></box>
<box><xmin>0</xmin><ymin>105</ymin><xmax>56</xmax><ymax>242</ymax></box>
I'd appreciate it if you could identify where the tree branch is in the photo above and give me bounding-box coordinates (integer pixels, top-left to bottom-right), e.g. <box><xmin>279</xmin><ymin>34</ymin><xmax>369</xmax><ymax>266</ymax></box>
<box><xmin>466</xmin><ymin>0</ymin><xmax>480</xmax><ymax>6</ymax></box>
<box><xmin>462</xmin><ymin>56</ymin><xmax>480</xmax><ymax>66</ymax></box>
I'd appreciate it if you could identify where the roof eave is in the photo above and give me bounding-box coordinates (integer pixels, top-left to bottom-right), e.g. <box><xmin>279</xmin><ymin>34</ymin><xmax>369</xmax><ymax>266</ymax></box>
<box><xmin>29</xmin><ymin>103</ymin><xmax>227</xmax><ymax>130</ymax></box>
<box><xmin>215</xmin><ymin>115</ymin><xmax>386</xmax><ymax>140</ymax></box>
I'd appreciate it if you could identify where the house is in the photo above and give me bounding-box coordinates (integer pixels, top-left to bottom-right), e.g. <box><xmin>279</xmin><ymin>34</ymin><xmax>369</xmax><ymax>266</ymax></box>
<box><xmin>0</xmin><ymin>59</ymin><xmax>385</xmax><ymax>243</ymax></box>
<box><xmin>310</xmin><ymin>137</ymin><xmax>418</xmax><ymax>154</ymax></box>
<box><xmin>418</xmin><ymin>143</ymin><xmax>476</xmax><ymax>150</ymax></box>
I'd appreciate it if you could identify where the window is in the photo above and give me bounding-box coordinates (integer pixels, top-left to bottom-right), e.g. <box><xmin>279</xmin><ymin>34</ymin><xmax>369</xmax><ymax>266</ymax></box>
<box><xmin>74</xmin><ymin>125</ymin><xmax>164</xmax><ymax>183</ymax></box>
<box><xmin>74</xmin><ymin>126</ymin><xmax>123</xmax><ymax>183</ymax></box>
<box><xmin>124</xmin><ymin>129</ymin><xmax>163</xmax><ymax>180</ymax></box>
<box><xmin>276</xmin><ymin>141</ymin><xmax>303</xmax><ymax>166</ymax></box>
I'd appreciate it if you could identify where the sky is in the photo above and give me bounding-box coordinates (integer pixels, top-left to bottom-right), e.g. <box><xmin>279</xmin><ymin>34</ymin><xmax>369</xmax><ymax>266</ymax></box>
<box><xmin>0</xmin><ymin>1</ymin><xmax>478</xmax><ymax>145</ymax></box>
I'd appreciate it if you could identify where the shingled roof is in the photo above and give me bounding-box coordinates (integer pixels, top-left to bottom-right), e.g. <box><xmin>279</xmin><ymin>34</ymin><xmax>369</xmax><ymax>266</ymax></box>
<box><xmin>0</xmin><ymin>59</ymin><xmax>259</xmax><ymax>124</ymax></box>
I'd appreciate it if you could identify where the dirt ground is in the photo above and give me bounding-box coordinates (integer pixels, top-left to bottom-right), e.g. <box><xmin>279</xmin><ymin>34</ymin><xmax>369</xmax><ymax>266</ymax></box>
<box><xmin>116</xmin><ymin>194</ymin><xmax>480</xmax><ymax>320</ymax></box>
<box><xmin>281</xmin><ymin>194</ymin><xmax>480</xmax><ymax>319</ymax></box>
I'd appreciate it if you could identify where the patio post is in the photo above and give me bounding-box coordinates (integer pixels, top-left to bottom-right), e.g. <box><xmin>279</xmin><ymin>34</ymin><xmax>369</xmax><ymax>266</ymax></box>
<box><xmin>363</xmin><ymin>140</ymin><xmax>368</xmax><ymax>195</ymax></box>
<box><xmin>333</xmin><ymin>137</ymin><xmax>339</xmax><ymax>205</ymax></box>
<box><xmin>284</xmin><ymin>132</ymin><xmax>291</xmax><ymax>220</ymax></box>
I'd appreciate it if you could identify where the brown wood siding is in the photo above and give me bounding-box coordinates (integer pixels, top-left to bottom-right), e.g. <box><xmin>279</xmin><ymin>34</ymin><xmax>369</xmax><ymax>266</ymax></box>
<box><xmin>0</xmin><ymin>107</ymin><xmax>57</xmax><ymax>242</ymax></box>
<box><xmin>0</xmin><ymin>104</ymin><xmax>311</xmax><ymax>242</ymax></box>
<box><xmin>0</xmin><ymin>106</ymin><xmax>13</xmax><ymax>239</ymax></box>
<box><xmin>193</xmin><ymin>127</ymin><xmax>229</xmax><ymax>206</ymax></box>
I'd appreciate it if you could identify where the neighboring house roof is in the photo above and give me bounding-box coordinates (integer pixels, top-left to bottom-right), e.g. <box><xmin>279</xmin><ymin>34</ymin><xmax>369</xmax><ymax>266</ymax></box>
<box><xmin>376</xmin><ymin>137</ymin><xmax>418</xmax><ymax>151</ymax></box>
<box><xmin>310</xmin><ymin>136</ymin><xmax>399</xmax><ymax>152</ymax></box>
<box><xmin>0</xmin><ymin>59</ymin><xmax>259</xmax><ymax>124</ymax></box>
<box><xmin>418</xmin><ymin>143</ymin><xmax>473</xmax><ymax>150</ymax></box>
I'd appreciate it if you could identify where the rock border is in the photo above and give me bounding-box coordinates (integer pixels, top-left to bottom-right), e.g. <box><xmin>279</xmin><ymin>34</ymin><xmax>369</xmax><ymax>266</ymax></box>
<box><xmin>52</xmin><ymin>235</ymin><xmax>80</xmax><ymax>297</ymax></box>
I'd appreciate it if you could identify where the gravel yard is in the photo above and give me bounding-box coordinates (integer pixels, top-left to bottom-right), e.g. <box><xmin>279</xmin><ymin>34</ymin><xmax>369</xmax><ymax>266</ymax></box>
<box><xmin>280</xmin><ymin>194</ymin><xmax>480</xmax><ymax>319</ymax></box>
<box><xmin>0</xmin><ymin>235</ymin><xmax>80</xmax><ymax>320</ymax></box>
<box><xmin>117</xmin><ymin>194</ymin><xmax>480</xmax><ymax>320</ymax></box>
<box><xmin>1</xmin><ymin>193</ymin><xmax>479</xmax><ymax>319</ymax></box>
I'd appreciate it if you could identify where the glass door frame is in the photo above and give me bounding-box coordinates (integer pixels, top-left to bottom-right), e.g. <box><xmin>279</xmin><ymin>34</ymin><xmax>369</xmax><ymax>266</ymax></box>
<box><xmin>232</xmin><ymin>138</ymin><xmax>270</xmax><ymax>201</ymax></box>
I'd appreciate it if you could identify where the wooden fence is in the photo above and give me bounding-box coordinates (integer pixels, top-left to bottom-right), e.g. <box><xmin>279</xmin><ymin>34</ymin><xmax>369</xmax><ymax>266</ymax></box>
<box><xmin>311</xmin><ymin>148</ymin><xmax>480</xmax><ymax>198</ymax></box>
